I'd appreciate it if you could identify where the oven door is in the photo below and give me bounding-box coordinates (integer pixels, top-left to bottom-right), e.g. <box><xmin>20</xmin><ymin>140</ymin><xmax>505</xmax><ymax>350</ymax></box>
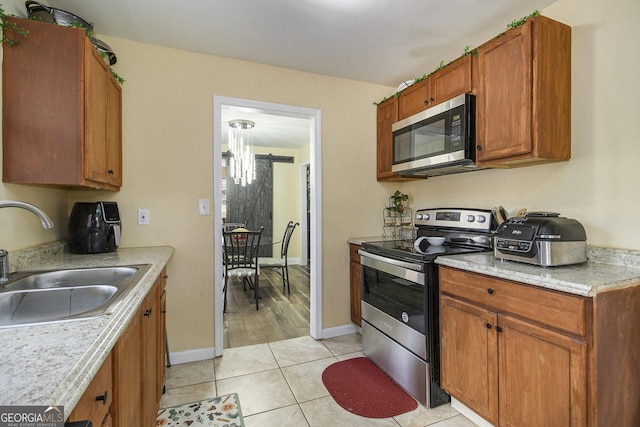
<box><xmin>360</xmin><ymin>250</ymin><xmax>427</xmax><ymax>357</ymax></box>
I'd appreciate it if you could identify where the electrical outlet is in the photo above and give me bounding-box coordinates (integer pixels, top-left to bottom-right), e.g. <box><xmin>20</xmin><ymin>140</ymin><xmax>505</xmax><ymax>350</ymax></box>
<box><xmin>138</xmin><ymin>209</ymin><xmax>149</xmax><ymax>225</ymax></box>
<box><xmin>198</xmin><ymin>198</ymin><xmax>210</xmax><ymax>215</ymax></box>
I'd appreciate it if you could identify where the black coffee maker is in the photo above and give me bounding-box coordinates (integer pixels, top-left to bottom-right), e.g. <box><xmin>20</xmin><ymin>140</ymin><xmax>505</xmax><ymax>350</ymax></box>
<box><xmin>68</xmin><ymin>202</ymin><xmax>121</xmax><ymax>254</ymax></box>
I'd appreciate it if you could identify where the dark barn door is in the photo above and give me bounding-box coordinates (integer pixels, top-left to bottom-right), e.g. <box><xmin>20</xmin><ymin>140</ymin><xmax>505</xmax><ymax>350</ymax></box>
<box><xmin>226</xmin><ymin>158</ymin><xmax>273</xmax><ymax>256</ymax></box>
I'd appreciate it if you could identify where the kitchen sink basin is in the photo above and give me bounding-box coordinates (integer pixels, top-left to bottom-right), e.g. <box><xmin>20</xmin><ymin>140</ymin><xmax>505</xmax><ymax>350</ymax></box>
<box><xmin>0</xmin><ymin>264</ymin><xmax>150</xmax><ymax>329</ymax></box>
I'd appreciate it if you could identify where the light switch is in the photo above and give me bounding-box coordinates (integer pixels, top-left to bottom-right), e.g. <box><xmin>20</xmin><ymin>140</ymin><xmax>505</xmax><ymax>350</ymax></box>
<box><xmin>198</xmin><ymin>198</ymin><xmax>210</xmax><ymax>215</ymax></box>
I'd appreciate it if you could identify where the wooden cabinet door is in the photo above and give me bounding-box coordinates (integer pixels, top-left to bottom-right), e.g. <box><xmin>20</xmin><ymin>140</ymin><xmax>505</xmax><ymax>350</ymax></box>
<box><xmin>84</xmin><ymin>45</ymin><xmax>110</xmax><ymax>185</ymax></box>
<box><xmin>349</xmin><ymin>245</ymin><xmax>362</xmax><ymax>326</ymax></box>
<box><xmin>430</xmin><ymin>55</ymin><xmax>473</xmax><ymax>105</ymax></box>
<box><xmin>440</xmin><ymin>295</ymin><xmax>499</xmax><ymax>424</ymax></box>
<box><xmin>157</xmin><ymin>271</ymin><xmax>167</xmax><ymax>401</ymax></box>
<box><xmin>376</xmin><ymin>97</ymin><xmax>399</xmax><ymax>181</ymax></box>
<box><xmin>498</xmin><ymin>314</ymin><xmax>587</xmax><ymax>427</ymax></box>
<box><xmin>112</xmin><ymin>313</ymin><xmax>142</xmax><ymax>427</ymax></box>
<box><xmin>106</xmin><ymin>76</ymin><xmax>123</xmax><ymax>187</ymax></box>
<box><xmin>476</xmin><ymin>21</ymin><xmax>533</xmax><ymax>162</ymax></box>
<box><xmin>141</xmin><ymin>285</ymin><xmax>159</xmax><ymax>427</ymax></box>
<box><xmin>398</xmin><ymin>78</ymin><xmax>430</xmax><ymax>120</ymax></box>
<box><xmin>67</xmin><ymin>353</ymin><xmax>112</xmax><ymax>426</ymax></box>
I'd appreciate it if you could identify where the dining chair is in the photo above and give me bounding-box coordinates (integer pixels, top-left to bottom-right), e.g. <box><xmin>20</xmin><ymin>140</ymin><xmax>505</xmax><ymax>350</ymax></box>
<box><xmin>258</xmin><ymin>221</ymin><xmax>299</xmax><ymax>294</ymax></box>
<box><xmin>222</xmin><ymin>226</ymin><xmax>263</xmax><ymax>312</ymax></box>
<box><xmin>222</xmin><ymin>221</ymin><xmax>248</xmax><ymax>232</ymax></box>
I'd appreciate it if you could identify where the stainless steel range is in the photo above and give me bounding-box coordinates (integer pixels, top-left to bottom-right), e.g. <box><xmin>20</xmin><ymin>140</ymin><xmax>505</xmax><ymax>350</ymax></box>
<box><xmin>359</xmin><ymin>208</ymin><xmax>496</xmax><ymax>407</ymax></box>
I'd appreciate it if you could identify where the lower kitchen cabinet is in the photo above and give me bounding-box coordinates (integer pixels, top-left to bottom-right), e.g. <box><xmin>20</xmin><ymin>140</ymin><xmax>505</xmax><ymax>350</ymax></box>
<box><xmin>67</xmin><ymin>354</ymin><xmax>113</xmax><ymax>427</ymax></box>
<box><xmin>111</xmin><ymin>270</ymin><xmax>167</xmax><ymax>427</ymax></box>
<box><xmin>112</xmin><ymin>313</ymin><xmax>142</xmax><ymax>426</ymax></box>
<box><xmin>440</xmin><ymin>267</ymin><xmax>587</xmax><ymax>426</ymax></box>
<box><xmin>349</xmin><ymin>244</ymin><xmax>362</xmax><ymax>326</ymax></box>
<box><xmin>440</xmin><ymin>265</ymin><xmax>640</xmax><ymax>426</ymax></box>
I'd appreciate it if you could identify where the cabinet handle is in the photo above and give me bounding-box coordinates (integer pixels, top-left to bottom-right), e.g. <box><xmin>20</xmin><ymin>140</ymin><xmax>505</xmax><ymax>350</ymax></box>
<box><xmin>95</xmin><ymin>390</ymin><xmax>108</xmax><ymax>405</ymax></box>
<box><xmin>423</xmin><ymin>99</ymin><xmax>429</xmax><ymax>105</ymax></box>
<box><xmin>486</xmin><ymin>323</ymin><xmax>492</xmax><ymax>329</ymax></box>
<box><xmin>476</xmin><ymin>145</ymin><xmax>482</xmax><ymax>151</ymax></box>
<box><xmin>144</xmin><ymin>309</ymin><xmax>152</xmax><ymax>317</ymax></box>
<box><xmin>163</xmin><ymin>275</ymin><xmax>168</xmax><ymax>279</ymax></box>
<box><xmin>487</xmin><ymin>288</ymin><xmax>494</xmax><ymax>295</ymax></box>
<box><xmin>496</xmin><ymin>326</ymin><xmax>503</xmax><ymax>333</ymax></box>
<box><xmin>108</xmin><ymin>169</ymin><xmax>114</xmax><ymax>174</ymax></box>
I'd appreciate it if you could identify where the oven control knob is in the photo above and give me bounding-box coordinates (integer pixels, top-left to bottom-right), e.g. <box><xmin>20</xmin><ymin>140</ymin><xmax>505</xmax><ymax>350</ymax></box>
<box><xmin>416</xmin><ymin>213</ymin><xmax>423</xmax><ymax>220</ymax></box>
<box><xmin>401</xmin><ymin>312</ymin><xmax>409</xmax><ymax>323</ymax></box>
<box><xmin>421</xmin><ymin>214</ymin><xmax>430</xmax><ymax>221</ymax></box>
<box><xmin>466</xmin><ymin>215</ymin><xmax>475</xmax><ymax>222</ymax></box>
<box><xmin>477</xmin><ymin>215</ymin><xmax>486</xmax><ymax>223</ymax></box>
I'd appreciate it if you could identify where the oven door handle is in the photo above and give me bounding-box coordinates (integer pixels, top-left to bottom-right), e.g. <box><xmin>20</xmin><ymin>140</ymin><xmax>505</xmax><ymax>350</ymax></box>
<box><xmin>359</xmin><ymin>250</ymin><xmax>425</xmax><ymax>284</ymax></box>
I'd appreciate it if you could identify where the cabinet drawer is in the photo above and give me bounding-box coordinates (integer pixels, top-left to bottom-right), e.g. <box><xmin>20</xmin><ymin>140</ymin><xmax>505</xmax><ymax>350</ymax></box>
<box><xmin>440</xmin><ymin>267</ymin><xmax>587</xmax><ymax>336</ymax></box>
<box><xmin>67</xmin><ymin>353</ymin><xmax>112</xmax><ymax>426</ymax></box>
<box><xmin>349</xmin><ymin>244</ymin><xmax>361</xmax><ymax>263</ymax></box>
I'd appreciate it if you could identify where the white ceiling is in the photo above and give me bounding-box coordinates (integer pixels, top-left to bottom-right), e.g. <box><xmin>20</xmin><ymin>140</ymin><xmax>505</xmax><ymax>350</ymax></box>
<box><xmin>43</xmin><ymin>0</ymin><xmax>555</xmax><ymax>148</ymax></box>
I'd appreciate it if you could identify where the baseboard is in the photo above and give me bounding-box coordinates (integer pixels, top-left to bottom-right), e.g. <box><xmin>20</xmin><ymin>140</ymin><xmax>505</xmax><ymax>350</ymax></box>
<box><xmin>168</xmin><ymin>347</ymin><xmax>216</xmax><ymax>365</ymax></box>
<box><xmin>322</xmin><ymin>323</ymin><xmax>361</xmax><ymax>339</ymax></box>
<box><xmin>451</xmin><ymin>397</ymin><xmax>494</xmax><ymax>427</ymax></box>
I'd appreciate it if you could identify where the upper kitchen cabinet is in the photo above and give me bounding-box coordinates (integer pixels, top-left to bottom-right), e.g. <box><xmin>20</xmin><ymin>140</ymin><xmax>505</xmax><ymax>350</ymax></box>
<box><xmin>475</xmin><ymin>16</ymin><xmax>571</xmax><ymax>166</ymax></box>
<box><xmin>2</xmin><ymin>18</ymin><xmax>122</xmax><ymax>190</ymax></box>
<box><xmin>376</xmin><ymin>96</ymin><xmax>408</xmax><ymax>181</ymax></box>
<box><xmin>378</xmin><ymin>56</ymin><xmax>473</xmax><ymax>181</ymax></box>
<box><xmin>398</xmin><ymin>55</ymin><xmax>473</xmax><ymax>121</ymax></box>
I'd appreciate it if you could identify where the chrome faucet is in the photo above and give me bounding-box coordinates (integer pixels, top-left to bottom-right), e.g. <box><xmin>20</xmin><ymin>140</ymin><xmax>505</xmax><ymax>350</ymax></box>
<box><xmin>0</xmin><ymin>200</ymin><xmax>54</xmax><ymax>283</ymax></box>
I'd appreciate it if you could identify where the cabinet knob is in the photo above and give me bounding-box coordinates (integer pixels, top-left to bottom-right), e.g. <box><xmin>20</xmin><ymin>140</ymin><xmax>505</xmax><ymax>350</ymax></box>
<box><xmin>496</xmin><ymin>326</ymin><xmax>503</xmax><ymax>333</ymax></box>
<box><xmin>144</xmin><ymin>309</ymin><xmax>152</xmax><ymax>317</ymax></box>
<box><xmin>476</xmin><ymin>145</ymin><xmax>482</xmax><ymax>151</ymax></box>
<box><xmin>486</xmin><ymin>323</ymin><xmax>492</xmax><ymax>329</ymax></box>
<box><xmin>108</xmin><ymin>169</ymin><xmax>114</xmax><ymax>174</ymax></box>
<box><xmin>487</xmin><ymin>288</ymin><xmax>494</xmax><ymax>295</ymax></box>
<box><xmin>163</xmin><ymin>275</ymin><xmax>168</xmax><ymax>279</ymax></box>
<box><xmin>95</xmin><ymin>390</ymin><xmax>108</xmax><ymax>405</ymax></box>
<box><xmin>423</xmin><ymin>99</ymin><xmax>429</xmax><ymax>105</ymax></box>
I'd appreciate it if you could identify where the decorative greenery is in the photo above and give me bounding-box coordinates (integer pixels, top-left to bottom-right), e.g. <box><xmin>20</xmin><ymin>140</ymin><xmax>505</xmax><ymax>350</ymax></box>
<box><xmin>387</xmin><ymin>190</ymin><xmax>409</xmax><ymax>214</ymax></box>
<box><xmin>374</xmin><ymin>10</ymin><xmax>540</xmax><ymax>105</ymax></box>
<box><xmin>67</xmin><ymin>22</ymin><xmax>125</xmax><ymax>84</ymax></box>
<box><xmin>461</xmin><ymin>45</ymin><xmax>478</xmax><ymax>57</ymax></box>
<box><xmin>109</xmin><ymin>67</ymin><xmax>125</xmax><ymax>84</ymax></box>
<box><xmin>1</xmin><ymin>3</ymin><xmax>28</xmax><ymax>45</ymax></box>
<box><xmin>507</xmin><ymin>10</ymin><xmax>540</xmax><ymax>29</ymax></box>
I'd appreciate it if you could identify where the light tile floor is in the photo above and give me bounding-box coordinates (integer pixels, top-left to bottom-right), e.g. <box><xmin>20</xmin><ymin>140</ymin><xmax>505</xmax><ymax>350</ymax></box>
<box><xmin>159</xmin><ymin>334</ymin><xmax>477</xmax><ymax>427</ymax></box>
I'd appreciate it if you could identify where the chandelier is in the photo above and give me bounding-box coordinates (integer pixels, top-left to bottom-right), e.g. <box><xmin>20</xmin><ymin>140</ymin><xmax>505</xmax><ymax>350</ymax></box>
<box><xmin>227</xmin><ymin>119</ymin><xmax>256</xmax><ymax>186</ymax></box>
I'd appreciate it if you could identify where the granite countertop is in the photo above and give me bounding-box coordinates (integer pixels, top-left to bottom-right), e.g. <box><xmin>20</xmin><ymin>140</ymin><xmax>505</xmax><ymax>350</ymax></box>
<box><xmin>0</xmin><ymin>244</ymin><xmax>174</xmax><ymax>418</ymax></box>
<box><xmin>435</xmin><ymin>247</ymin><xmax>640</xmax><ymax>297</ymax></box>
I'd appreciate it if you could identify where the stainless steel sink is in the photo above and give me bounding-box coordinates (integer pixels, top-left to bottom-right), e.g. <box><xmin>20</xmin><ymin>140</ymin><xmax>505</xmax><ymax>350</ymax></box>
<box><xmin>0</xmin><ymin>265</ymin><xmax>150</xmax><ymax>328</ymax></box>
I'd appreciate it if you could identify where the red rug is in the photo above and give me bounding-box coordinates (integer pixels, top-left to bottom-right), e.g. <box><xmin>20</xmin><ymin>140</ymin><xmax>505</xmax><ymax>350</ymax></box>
<box><xmin>321</xmin><ymin>357</ymin><xmax>418</xmax><ymax>418</ymax></box>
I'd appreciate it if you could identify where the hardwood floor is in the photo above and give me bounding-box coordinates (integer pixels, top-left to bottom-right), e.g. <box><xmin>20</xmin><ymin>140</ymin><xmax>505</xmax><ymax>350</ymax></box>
<box><xmin>223</xmin><ymin>265</ymin><xmax>310</xmax><ymax>348</ymax></box>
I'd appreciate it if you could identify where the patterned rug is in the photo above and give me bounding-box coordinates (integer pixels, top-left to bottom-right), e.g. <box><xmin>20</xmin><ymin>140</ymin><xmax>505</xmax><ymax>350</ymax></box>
<box><xmin>157</xmin><ymin>393</ymin><xmax>244</xmax><ymax>426</ymax></box>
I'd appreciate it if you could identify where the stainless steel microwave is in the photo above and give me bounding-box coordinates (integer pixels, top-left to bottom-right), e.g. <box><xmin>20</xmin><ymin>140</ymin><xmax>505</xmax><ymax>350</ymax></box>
<box><xmin>391</xmin><ymin>93</ymin><xmax>481</xmax><ymax>177</ymax></box>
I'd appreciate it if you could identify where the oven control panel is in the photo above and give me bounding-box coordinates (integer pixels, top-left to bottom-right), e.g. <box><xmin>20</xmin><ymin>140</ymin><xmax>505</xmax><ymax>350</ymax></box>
<box><xmin>415</xmin><ymin>208</ymin><xmax>494</xmax><ymax>232</ymax></box>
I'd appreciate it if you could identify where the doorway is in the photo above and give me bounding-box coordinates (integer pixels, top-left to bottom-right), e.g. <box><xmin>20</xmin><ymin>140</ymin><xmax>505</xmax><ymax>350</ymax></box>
<box><xmin>213</xmin><ymin>96</ymin><xmax>322</xmax><ymax>357</ymax></box>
